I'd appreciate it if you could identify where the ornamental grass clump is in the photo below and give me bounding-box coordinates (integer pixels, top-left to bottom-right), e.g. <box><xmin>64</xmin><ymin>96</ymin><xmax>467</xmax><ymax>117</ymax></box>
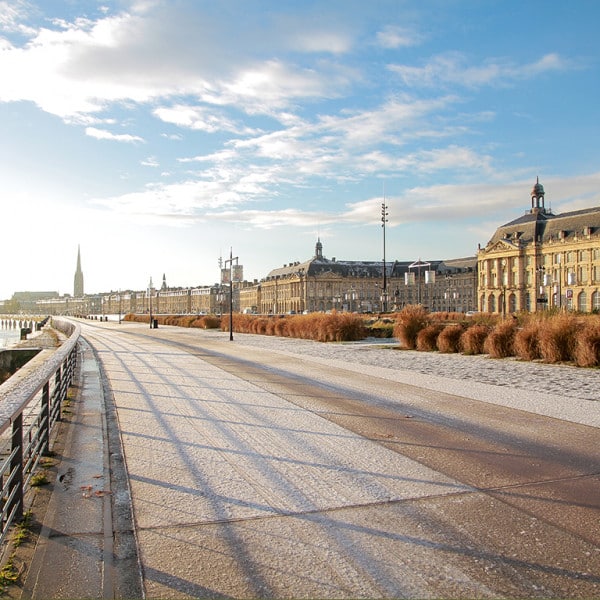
<box><xmin>538</xmin><ymin>314</ymin><xmax>580</xmax><ymax>363</ymax></box>
<box><xmin>484</xmin><ymin>320</ymin><xmax>517</xmax><ymax>358</ymax></box>
<box><xmin>225</xmin><ymin>312</ymin><xmax>365</xmax><ymax>342</ymax></box>
<box><xmin>416</xmin><ymin>323</ymin><xmax>444</xmax><ymax>351</ymax></box>
<box><xmin>393</xmin><ymin>305</ymin><xmax>429</xmax><ymax>350</ymax></box>
<box><xmin>574</xmin><ymin>320</ymin><xmax>600</xmax><ymax>368</ymax></box>
<box><xmin>313</xmin><ymin>312</ymin><xmax>366</xmax><ymax>342</ymax></box>
<box><xmin>437</xmin><ymin>324</ymin><xmax>464</xmax><ymax>354</ymax></box>
<box><xmin>459</xmin><ymin>324</ymin><xmax>489</xmax><ymax>355</ymax></box>
<box><xmin>513</xmin><ymin>319</ymin><xmax>543</xmax><ymax>361</ymax></box>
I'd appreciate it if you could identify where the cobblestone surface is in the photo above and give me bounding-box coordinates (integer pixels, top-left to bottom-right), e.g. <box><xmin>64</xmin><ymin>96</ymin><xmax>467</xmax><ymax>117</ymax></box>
<box><xmin>225</xmin><ymin>333</ymin><xmax>599</xmax><ymax>402</ymax></box>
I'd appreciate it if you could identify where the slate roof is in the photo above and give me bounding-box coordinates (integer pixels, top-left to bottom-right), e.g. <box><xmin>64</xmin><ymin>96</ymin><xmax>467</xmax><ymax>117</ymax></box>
<box><xmin>264</xmin><ymin>253</ymin><xmax>475</xmax><ymax>280</ymax></box>
<box><xmin>487</xmin><ymin>206</ymin><xmax>600</xmax><ymax>247</ymax></box>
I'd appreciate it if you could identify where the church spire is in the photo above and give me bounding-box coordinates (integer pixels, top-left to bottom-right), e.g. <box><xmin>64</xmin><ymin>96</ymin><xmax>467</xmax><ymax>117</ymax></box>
<box><xmin>74</xmin><ymin>245</ymin><xmax>84</xmax><ymax>297</ymax></box>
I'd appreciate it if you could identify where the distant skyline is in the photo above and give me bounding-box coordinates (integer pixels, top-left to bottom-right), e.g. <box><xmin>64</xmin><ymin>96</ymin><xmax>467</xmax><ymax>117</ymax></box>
<box><xmin>1</xmin><ymin>1</ymin><xmax>599</xmax><ymax>299</ymax></box>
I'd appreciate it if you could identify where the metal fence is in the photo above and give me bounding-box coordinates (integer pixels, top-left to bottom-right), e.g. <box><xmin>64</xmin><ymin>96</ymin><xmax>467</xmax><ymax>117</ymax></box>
<box><xmin>0</xmin><ymin>319</ymin><xmax>80</xmax><ymax>546</ymax></box>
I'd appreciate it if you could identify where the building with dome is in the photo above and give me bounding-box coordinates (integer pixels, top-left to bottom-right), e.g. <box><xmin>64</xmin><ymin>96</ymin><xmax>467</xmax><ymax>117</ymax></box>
<box><xmin>477</xmin><ymin>179</ymin><xmax>600</xmax><ymax>313</ymax></box>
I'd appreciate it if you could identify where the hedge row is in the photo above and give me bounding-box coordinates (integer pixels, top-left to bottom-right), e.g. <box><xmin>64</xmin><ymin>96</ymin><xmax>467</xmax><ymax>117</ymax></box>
<box><xmin>124</xmin><ymin>308</ymin><xmax>600</xmax><ymax>367</ymax></box>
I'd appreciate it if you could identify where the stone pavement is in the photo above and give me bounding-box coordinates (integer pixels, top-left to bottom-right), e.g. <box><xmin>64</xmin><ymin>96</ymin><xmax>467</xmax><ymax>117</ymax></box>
<box><xmin>18</xmin><ymin>337</ymin><xmax>141</xmax><ymax>599</ymax></box>
<box><xmin>10</xmin><ymin>321</ymin><xmax>600</xmax><ymax>599</ymax></box>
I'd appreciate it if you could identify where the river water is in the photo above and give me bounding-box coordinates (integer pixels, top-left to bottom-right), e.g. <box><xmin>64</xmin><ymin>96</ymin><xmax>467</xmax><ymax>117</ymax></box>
<box><xmin>0</xmin><ymin>319</ymin><xmax>34</xmax><ymax>348</ymax></box>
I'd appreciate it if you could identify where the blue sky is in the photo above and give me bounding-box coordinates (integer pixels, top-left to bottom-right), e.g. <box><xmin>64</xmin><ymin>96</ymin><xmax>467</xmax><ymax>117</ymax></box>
<box><xmin>1</xmin><ymin>0</ymin><xmax>599</xmax><ymax>300</ymax></box>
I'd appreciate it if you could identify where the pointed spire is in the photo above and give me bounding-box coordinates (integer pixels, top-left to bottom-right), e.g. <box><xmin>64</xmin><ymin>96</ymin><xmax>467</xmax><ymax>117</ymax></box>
<box><xmin>74</xmin><ymin>245</ymin><xmax>84</xmax><ymax>297</ymax></box>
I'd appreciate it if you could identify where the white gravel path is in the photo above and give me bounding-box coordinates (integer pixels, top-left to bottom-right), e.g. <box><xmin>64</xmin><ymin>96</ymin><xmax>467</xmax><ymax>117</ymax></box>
<box><xmin>194</xmin><ymin>331</ymin><xmax>599</xmax><ymax>428</ymax></box>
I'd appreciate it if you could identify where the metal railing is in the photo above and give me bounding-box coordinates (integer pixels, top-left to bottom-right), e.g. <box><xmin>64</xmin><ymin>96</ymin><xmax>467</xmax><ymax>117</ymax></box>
<box><xmin>0</xmin><ymin>319</ymin><xmax>80</xmax><ymax>546</ymax></box>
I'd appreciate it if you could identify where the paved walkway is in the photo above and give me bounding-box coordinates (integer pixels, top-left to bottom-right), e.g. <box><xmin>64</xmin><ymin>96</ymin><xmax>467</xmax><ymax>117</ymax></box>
<box><xmin>15</xmin><ymin>320</ymin><xmax>600</xmax><ymax>598</ymax></box>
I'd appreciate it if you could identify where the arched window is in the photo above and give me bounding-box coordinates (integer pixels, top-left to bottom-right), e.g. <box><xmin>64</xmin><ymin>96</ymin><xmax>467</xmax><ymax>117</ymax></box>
<box><xmin>591</xmin><ymin>291</ymin><xmax>600</xmax><ymax>312</ymax></box>
<box><xmin>509</xmin><ymin>293</ymin><xmax>517</xmax><ymax>313</ymax></box>
<box><xmin>489</xmin><ymin>294</ymin><xmax>496</xmax><ymax>313</ymax></box>
<box><xmin>577</xmin><ymin>292</ymin><xmax>587</xmax><ymax>313</ymax></box>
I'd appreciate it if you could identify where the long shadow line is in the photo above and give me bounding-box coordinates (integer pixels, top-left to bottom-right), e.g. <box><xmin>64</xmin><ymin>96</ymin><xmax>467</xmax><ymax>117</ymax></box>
<box><xmin>88</xmin><ymin>331</ymin><xmax>294</xmax><ymax>596</ymax></box>
<box><xmin>83</xmin><ymin>326</ymin><xmax>600</xmax><ymax>597</ymax></box>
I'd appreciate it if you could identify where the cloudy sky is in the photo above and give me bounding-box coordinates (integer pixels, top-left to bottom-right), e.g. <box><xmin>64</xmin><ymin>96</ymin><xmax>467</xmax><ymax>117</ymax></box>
<box><xmin>1</xmin><ymin>0</ymin><xmax>599</xmax><ymax>299</ymax></box>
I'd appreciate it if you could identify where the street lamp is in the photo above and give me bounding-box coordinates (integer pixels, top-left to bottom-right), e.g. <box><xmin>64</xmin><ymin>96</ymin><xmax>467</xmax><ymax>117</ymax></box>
<box><xmin>555</xmin><ymin>253</ymin><xmax>562</xmax><ymax>310</ymax></box>
<box><xmin>536</xmin><ymin>265</ymin><xmax>547</xmax><ymax>310</ymax></box>
<box><xmin>381</xmin><ymin>201</ymin><xmax>388</xmax><ymax>312</ymax></box>
<box><xmin>345</xmin><ymin>287</ymin><xmax>357</xmax><ymax>312</ymax></box>
<box><xmin>147</xmin><ymin>277</ymin><xmax>154</xmax><ymax>329</ymax></box>
<box><xmin>223</xmin><ymin>249</ymin><xmax>242</xmax><ymax>341</ymax></box>
<box><xmin>408</xmin><ymin>259</ymin><xmax>431</xmax><ymax>305</ymax></box>
<box><xmin>501</xmin><ymin>259</ymin><xmax>508</xmax><ymax>317</ymax></box>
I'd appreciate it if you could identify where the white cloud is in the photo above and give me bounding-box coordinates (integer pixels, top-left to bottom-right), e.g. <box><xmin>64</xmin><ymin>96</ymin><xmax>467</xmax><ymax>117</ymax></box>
<box><xmin>389</xmin><ymin>52</ymin><xmax>569</xmax><ymax>88</ymax></box>
<box><xmin>0</xmin><ymin>4</ymin><xmax>354</xmax><ymax>126</ymax></box>
<box><xmin>289</xmin><ymin>30</ymin><xmax>352</xmax><ymax>54</ymax></box>
<box><xmin>376</xmin><ymin>25</ymin><xmax>422</xmax><ymax>49</ymax></box>
<box><xmin>85</xmin><ymin>127</ymin><xmax>144</xmax><ymax>143</ymax></box>
<box><xmin>141</xmin><ymin>156</ymin><xmax>159</xmax><ymax>167</ymax></box>
<box><xmin>153</xmin><ymin>104</ymin><xmax>258</xmax><ymax>135</ymax></box>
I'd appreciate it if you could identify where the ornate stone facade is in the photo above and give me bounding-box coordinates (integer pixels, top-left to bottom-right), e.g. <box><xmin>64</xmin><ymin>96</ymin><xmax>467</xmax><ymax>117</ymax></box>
<box><xmin>477</xmin><ymin>179</ymin><xmax>600</xmax><ymax>313</ymax></box>
<box><xmin>256</xmin><ymin>240</ymin><xmax>477</xmax><ymax>314</ymax></box>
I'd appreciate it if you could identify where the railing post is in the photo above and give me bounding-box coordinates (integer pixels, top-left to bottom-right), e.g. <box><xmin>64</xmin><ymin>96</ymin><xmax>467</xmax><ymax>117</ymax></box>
<box><xmin>9</xmin><ymin>414</ymin><xmax>24</xmax><ymax>522</ymax></box>
<box><xmin>40</xmin><ymin>381</ymin><xmax>50</xmax><ymax>455</ymax></box>
<box><xmin>55</xmin><ymin>363</ymin><xmax>63</xmax><ymax>422</ymax></box>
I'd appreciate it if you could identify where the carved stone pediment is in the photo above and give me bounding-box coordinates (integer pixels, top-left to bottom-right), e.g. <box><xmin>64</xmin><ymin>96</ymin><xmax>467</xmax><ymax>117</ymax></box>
<box><xmin>482</xmin><ymin>239</ymin><xmax>518</xmax><ymax>254</ymax></box>
<box><xmin>314</xmin><ymin>270</ymin><xmax>340</xmax><ymax>280</ymax></box>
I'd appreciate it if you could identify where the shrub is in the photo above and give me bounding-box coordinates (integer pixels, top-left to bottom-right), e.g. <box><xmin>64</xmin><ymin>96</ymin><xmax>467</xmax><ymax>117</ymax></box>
<box><xmin>574</xmin><ymin>322</ymin><xmax>600</xmax><ymax>367</ymax></box>
<box><xmin>460</xmin><ymin>324</ymin><xmax>489</xmax><ymax>355</ymax></box>
<box><xmin>538</xmin><ymin>314</ymin><xmax>581</xmax><ymax>363</ymax></box>
<box><xmin>364</xmin><ymin>320</ymin><xmax>394</xmax><ymax>338</ymax></box>
<box><xmin>513</xmin><ymin>320</ymin><xmax>543</xmax><ymax>361</ymax></box>
<box><xmin>484</xmin><ymin>320</ymin><xmax>517</xmax><ymax>358</ymax></box>
<box><xmin>223</xmin><ymin>312</ymin><xmax>365</xmax><ymax>342</ymax></box>
<box><xmin>196</xmin><ymin>316</ymin><xmax>221</xmax><ymax>329</ymax></box>
<box><xmin>437</xmin><ymin>324</ymin><xmax>464</xmax><ymax>353</ymax></box>
<box><xmin>416</xmin><ymin>323</ymin><xmax>444</xmax><ymax>351</ymax></box>
<box><xmin>431</xmin><ymin>311</ymin><xmax>465</xmax><ymax>322</ymax></box>
<box><xmin>393</xmin><ymin>305</ymin><xmax>429</xmax><ymax>349</ymax></box>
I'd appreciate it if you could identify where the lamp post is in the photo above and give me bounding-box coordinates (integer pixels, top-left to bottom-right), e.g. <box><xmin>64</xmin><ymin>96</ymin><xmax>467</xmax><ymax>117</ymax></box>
<box><xmin>223</xmin><ymin>249</ymin><xmax>242</xmax><ymax>341</ymax></box>
<box><xmin>381</xmin><ymin>201</ymin><xmax>388</xmax><ymax>312</ymax></box>
<box><xmin>408</xmin><ymin>259</ymin><xmax>431</xmax><ymax>305</ymax></box>
<box><xmin>556</xmin><ymin>253</ymin><xmax>562</xmax><ymax>310</ymax></box>
<box><xmin>147</xmin><ymin>277</ymin><xmax>154</xmax><ymax>329</ymax></box>
<box><xmin>345</xmin><ymin>287</ymin><xmax>357</xmax><ymax>312</ymax></box>
<box><xmin>536</xmin><ymin>265</ymin><xmax>547</xmax><ymax>311</ymax></box>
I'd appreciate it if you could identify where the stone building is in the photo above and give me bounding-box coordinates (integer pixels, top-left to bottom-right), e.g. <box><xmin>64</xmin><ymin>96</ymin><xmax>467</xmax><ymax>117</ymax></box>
<box><xmin>257</xmin><ymin>239</ymin><xmax>477</xmax><ymax>314</ymax></box>
<box><xmin>477</xmin><ymin>179</ymin><xmax>600</xmax><ymax>313</ymax></box>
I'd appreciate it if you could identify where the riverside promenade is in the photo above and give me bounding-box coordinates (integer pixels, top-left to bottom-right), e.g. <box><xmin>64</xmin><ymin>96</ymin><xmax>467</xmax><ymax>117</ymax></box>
<box><xmin>17</xmin><ymin>319</ymin><xmax>600</xmax><ymax>598</ymax></box>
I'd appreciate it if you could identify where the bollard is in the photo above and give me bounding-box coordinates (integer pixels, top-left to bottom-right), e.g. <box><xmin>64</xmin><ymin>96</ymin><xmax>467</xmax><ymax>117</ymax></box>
<box><xmin>20</xmin><ymin>327</ymin><xmax>31</xmax><ymax>340</ymax></box>
<box><xmin>153</xmin><ymin>319</ymin><xmax>158</xmax><ymax>329</ymax></box>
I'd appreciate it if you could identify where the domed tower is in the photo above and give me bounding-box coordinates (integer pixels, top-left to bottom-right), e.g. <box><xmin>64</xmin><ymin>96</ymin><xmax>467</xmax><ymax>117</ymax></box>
<box><xmin>315</xmin><ymin>237</ymin><xmax>323</xmax><ymax>260</ymax></box>
<box><xmin>530</xmin><ymin>176</ymin><xmax>546</xmax><ymax>214</ymax></box>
